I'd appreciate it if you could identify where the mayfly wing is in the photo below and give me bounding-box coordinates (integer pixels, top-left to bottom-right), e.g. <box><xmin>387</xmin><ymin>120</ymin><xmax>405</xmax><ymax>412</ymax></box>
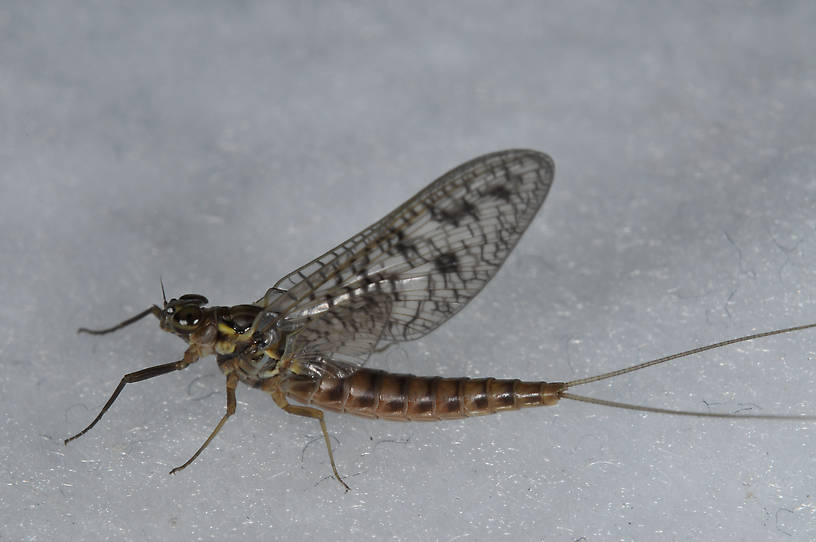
<box><xmin>254</xmin><ymin>149</ymin><xmax>554</xmax><ymax>363</ymax></box>
<box><xmin>283</xmin><ymin>292</ymin><xmax>394</xmax><ymax>377</ymax></box>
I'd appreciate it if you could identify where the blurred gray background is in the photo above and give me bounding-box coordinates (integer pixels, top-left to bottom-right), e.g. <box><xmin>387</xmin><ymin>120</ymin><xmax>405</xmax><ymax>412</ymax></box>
<box><xmin>2</xmin><ymin>2</ymin><xmax>815</xmax><ymax>540</ymax></box>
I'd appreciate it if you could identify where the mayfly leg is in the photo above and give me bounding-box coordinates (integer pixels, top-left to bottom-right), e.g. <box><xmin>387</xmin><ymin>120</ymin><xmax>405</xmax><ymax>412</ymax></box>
<box><xmin>66</xmin><ymin>305</ymin><xmax>173</xmax><ymax>443</ymax></box>
<box><xmin>270</xmin><ymin>386</ymin><xmax>350</xmax><ymax>491</ymax></box>
<box><xmin>170</xmin><ymin>372</ymin><xmax>238</xmax><ymax>475</ymax></box>
<box><xmin>64</xmin><ymin>358</ymin><xmax>191</xmax><ymax>444</ymax></box>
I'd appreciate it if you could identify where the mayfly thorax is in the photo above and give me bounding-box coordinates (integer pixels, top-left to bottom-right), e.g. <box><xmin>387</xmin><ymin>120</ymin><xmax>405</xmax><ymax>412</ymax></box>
<box><xmin>65</xmin><ymin>149</ymin><xmax>816</xmax><ymax>490</ymax></box>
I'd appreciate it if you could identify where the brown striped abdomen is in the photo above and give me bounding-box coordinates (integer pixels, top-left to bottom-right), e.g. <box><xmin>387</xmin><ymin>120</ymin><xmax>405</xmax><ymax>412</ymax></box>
<box><xmin>283</xmin><ymin>368</ymin><xmax>565</xmax><ymax>421</ymax></box>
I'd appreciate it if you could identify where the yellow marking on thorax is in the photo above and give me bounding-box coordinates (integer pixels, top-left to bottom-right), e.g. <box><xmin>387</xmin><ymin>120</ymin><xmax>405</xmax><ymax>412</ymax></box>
<box><xmin>287</xmin><ymin>360</ymin><xmax>312</xmax><ymax>376</ymax></box>
<box><xmin>264</xmin><ymin>348</ymin><xmax>281</xmax><ymax>361</ymax></box>
<box><xmin>217</xmin><ymin>322</ymin><xmax>238</xmax><ymax>336</ymax></box>
<box><xmin>215</xmin><ymin>322</ymin><xmax>253</xmax><ymax>355</ymax></box>
<box><xmin>215</xmin><ymin>341</ymin><xmax>235</xmax><ymax>355</ymax></box>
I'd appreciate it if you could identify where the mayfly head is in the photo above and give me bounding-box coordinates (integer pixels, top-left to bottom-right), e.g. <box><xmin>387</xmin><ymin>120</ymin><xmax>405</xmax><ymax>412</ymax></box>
<box><xmin>160</xmin><ymin>293</ymin><xmax>211</xmax><ymax>340</ymax></box>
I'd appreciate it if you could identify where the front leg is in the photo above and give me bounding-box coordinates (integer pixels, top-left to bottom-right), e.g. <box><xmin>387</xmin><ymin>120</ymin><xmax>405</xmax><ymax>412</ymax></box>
<box><xmin>270</xmin><ymin>387</ymin><xmax>350</xmax><ymax>491</ymax></box>
<box><xmin>65</xmin><ymin>345</ymin><xmax>202</xmax><ymax>445</ymax></box>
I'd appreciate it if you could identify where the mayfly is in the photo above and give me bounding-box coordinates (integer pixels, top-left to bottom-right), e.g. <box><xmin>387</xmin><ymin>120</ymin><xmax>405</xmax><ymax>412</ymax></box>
<box><xmin>66</xmin><ymin>149</ymin><xmax>816</xmax><ymax>490</ymax></box>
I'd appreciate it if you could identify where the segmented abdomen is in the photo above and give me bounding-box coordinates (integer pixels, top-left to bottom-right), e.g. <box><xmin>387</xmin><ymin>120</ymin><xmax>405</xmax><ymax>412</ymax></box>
<box><xmin>283</xmin><ymin>368</ymin><xmax>565</xmax><ymax>421</ymax></box>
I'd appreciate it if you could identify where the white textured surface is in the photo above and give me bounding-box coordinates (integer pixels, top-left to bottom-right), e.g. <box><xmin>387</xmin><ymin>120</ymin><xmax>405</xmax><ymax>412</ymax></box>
<box><xmin>2</xmin><ymin>3</ymin><xmax>816</xmax><ymax>541</ymax></box>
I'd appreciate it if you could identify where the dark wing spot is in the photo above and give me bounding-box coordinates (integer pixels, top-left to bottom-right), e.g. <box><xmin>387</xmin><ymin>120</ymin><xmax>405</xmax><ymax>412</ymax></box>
<box><xmin>485</xmin><ymin>184</ymin><xmax>512</xmax><ymax>202</ymax></box>
<box><xmin>504</xmin><ymin>171</ymin><xmax>524</xmax><ymax>190</ymax></box>
<box><xmin>434</xmin><ymin>252</ymin><xmax>459</xmax><ymax>274</ymax></box>
<box><xmin>460</xmin><ymin>199</ymin><xmax>479</xmax><ymax>219</ymax></box>
<box><xmin>431</xmin><ymin>199</ymin><xmax>479</xmax><ymax>226</ymax></box>
<box><xmin>395</xmin><ymin>237</ymin><xmax>421</xmax><ymax>265</ymax></box>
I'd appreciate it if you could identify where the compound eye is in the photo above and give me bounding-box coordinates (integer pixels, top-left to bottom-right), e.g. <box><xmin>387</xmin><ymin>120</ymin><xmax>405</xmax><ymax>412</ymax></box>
<box><xmin>173</xmin><ymin>306</ymin><xmax>202</xmax><ymax>330</ymax></box>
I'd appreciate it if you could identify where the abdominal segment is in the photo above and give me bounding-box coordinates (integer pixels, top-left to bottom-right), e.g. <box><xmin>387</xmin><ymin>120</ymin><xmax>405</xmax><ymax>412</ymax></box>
<box><xmin>282</xmin><ymin>368</ymin><xmax>565</xmax><ymax>421</ymax></box>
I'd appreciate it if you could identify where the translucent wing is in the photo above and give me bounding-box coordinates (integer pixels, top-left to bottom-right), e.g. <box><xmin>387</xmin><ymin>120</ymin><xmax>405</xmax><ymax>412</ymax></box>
<box><xmin>287</xmin><ymin>293</ymin><xmax>392</xmax><ymax>363</ymax></box>
<box><xmin>278</xmin><ymin>293</ymin><xmax>393</xmax><ymax>380</ymax></box>
<box><xmin>255</xmin><ymin>149</ymin><xmax>554</xmax><ymax>367</ymax></box>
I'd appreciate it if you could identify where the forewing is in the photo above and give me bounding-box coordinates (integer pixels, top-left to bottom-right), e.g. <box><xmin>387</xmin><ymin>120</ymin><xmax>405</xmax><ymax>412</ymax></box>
<box><xmin>255</xmin><ymin>149</ymin><xmax>554</xmax><ymax>357</ymax></box>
